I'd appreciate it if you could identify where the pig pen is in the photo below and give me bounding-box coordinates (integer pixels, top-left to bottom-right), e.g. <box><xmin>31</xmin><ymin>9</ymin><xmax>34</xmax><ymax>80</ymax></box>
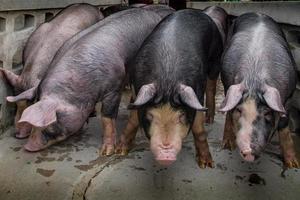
<box><xmin>0</xmin><ymin>81</ymin><xmax>300</xmax><ymax>200</ymax></box>
<box><xmin>1</xmin><ymin>1</ymin><xmax>300</xmax><ymax>200</ymax></box>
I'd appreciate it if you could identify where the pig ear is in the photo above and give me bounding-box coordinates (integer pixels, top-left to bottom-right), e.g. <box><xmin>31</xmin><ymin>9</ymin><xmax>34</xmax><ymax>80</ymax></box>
<box><xmin>219</xmin><ymin>83</ymin><xmax>244</xmax><ymax>112</ymax></box>
<box><xmin>0</xmin><ymin>68</ymin><xmax>21</xmax><ymax>88</ymax></box>
<box><xmin>18</xmin><ymin>100</ymin><xmax>57</xmax><ymax>128</ymax></box>
<box><xmin>6</xmin><ymin>86</ymin><xmax>37</xmax><ymax>103</ymax></box>
<box><xmin>263</xmin><ymin>84</ymin><xmax>286</xmax><ymax>114</ymax></box>
<box><xmin>128</xmin><ymin>83</ymin><xmax>156</xmax><ymax>109</ymax></box>
<box><xmin>178</xmin><ymin>84</ymin><xmax>207</xmax><ymax>111</ymax></box>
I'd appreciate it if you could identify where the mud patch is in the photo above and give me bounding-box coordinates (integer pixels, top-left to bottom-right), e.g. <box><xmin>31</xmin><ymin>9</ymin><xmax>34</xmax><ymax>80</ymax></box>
<box><xmin>130</xmin><ymin>165</ymin><xmax>146</xmax><ymax>171</ymax></box>
<box><xmin>182</xmin><ymin>179</ymin><xmax>192</xmax><ymax>183</ymax></box>
<box><xmin>57</xmin><ymin>153</ymin><xmax>70</xmax><ymax>161</ymax></box>
<box><xmin>74</xmin><ymin>156</ymin><xmax>108</xmax><ymax>171</ymax></box>
<box><xmin>248</xmin><ymin>173</ymin><xmax>266</xmax><ymax>185</ymax></box>
<box><xmin>36</xmin><ymin>168</ymin><xmax>55</xmax><ymax>177</ymax></box>
<box><xmin>216</xmin><ymin>163</ymin><xmax>227</xmax><ymax>171</ymax></box>
<box><xmin>35</xmin><ymin>156</ymin><xmax>56</xmax><ymax>164</ymax></box>
<box><xmin>11</xmin><ymin>147</ymin><xmax>22</xmax><ymax>152</ymax></box>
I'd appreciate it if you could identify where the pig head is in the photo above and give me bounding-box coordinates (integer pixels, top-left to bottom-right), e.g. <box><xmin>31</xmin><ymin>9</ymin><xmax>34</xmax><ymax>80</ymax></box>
<box><xmin>129</xmin><ymin>83</ymin><xmax>206</xmax><ymax>166</ymax></box>
<box><xmin>219</xmin><ymin>82</ymin><xmax>285</xmax><ymax>161</ymax></box>
<box><xmin>16</xmin><ymin>97</ymin><xmax>87</xmax><ymax>152</ymax></box>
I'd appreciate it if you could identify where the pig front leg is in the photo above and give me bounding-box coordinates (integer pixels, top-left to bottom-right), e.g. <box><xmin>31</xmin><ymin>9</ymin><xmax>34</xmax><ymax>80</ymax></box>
<box><xmin>115</xmin><ymin>110</ymin><xmax>139</xmax><ymax>155</ymax></box>
<box><xmin>100</xmin><ymin>116</ymin><xmax>117</xmax><ymax>156</ymax></box>
<box><xmin>222</xmin><ymin>111</ymin><xmax>236</xmax><ymax>151</ymax></box>
<box><xmin>278</xmin><ymin>116</ymin><xmax>299</xmax><ymax>168</ymax></box>
<box><xmin>205</xmin><ymin>78</ymin><xmax>217</xmax><ymax>124</ymax></box>
<box><xmin>15</xmin><ymin>100</ymin><xmax>32</xmax><ymax>139</ymax></box>
<box><xmin>192</xmin><ymin>111</ymin><xmax>214</xmax><ymax>168</ymax></box>
<box><xmin>99</xmin><ymin>93</ymin><xmax>121</xmax><ymax>156</ymax></box>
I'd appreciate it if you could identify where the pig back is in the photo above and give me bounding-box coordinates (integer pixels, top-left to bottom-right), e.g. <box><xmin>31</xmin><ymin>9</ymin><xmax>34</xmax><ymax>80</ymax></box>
<box><xmin>39</xmin><ymin>8</ymin><xmax>162</xmax><ymax>106</ymax></box>
<box><xmin>20</xmin><ymin>3</ymin><xmax>103</xmax><ymax>90</ymax></box>
<box><xmin>221</xmin><ymin>12</ymin><xmax>297</xmax><ymax>102</ymax></box>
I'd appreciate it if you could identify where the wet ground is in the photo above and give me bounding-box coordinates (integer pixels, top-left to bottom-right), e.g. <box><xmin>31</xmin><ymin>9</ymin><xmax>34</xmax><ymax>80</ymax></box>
<box><xmin>0</xmin><ymin>82</ymin><xmax>300</xmax><ymax>200</ymax></box>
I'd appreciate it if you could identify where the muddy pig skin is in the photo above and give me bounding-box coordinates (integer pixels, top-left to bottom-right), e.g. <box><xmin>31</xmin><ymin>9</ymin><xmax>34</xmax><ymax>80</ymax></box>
<box><xmin>219</xmin><ymin>13</ymin><xmax>299</xmax><ymax>168</ymax></box>
<box><xmin>116</xmin><ymin>9</ymin><xmax>227</xmax><ymax>168</ymax></box>
<box><xmin>1</xmin><ymin>3</ymin><xmax>103</xmax><ymax>139</ymax></box>
<box><xmin>14</xmin><ymin>8</ymin><xmax>162</xmax><ymax>153</ymax></box>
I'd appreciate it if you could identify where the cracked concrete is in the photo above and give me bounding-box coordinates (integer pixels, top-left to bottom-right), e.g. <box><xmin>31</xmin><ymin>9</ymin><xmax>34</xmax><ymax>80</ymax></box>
<box><xmin>0</xmin><ymin>86</ymin><xmax>300</xmax><ymax>200</ymax></box>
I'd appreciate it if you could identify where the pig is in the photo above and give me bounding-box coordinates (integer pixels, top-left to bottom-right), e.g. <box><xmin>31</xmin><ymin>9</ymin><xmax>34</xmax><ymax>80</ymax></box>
<box><xmin>1</xmin><ymin>3</ymin><xmax>103</xmax><ymax>139</ymax></box>
<box><xmin>219</xmin><ymin>13</ymin><xmax>299</xmax><ymax>168</ymax></box>
<box><xmin>203</xmin><ymin>6</ymin><xmax>229</xmax><ymax>124</ymax></box>
<box><xmin>101</xmin><ymin>4</ymin><xmax>174</xmax><ymax>18</ymax></box>
<box><xmin>116</xmin><ymin>9</ymin><xmax>227</xmax><ymax>168</ymax></box>
<box><xmin>100</xmin><ymin>4</ymin><xmax>131</xmax><ymax>17</ymax></box>
<box><xmin>143</xmin><ymin>4</ymin><xmax>175</xmax><ymax>18</ymax></box>
<box><xmin>9</xmin><ymin>8</ymin><xmax>162</xmax><ymax>153</ymax></box>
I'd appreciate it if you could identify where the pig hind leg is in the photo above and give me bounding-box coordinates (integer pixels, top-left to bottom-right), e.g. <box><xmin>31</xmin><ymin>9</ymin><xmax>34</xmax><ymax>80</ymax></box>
<box><xmin>205</xmin><ymin>78</ymin><xmax>217</xmax><ymax>124</ymax></box>
<box><xmin>278</xmin><ymin>117</ymin><xmax>299</xmax><ymax>168</ymax></box>
<box><xmin>222</xmin><ymin>111</ymin><xmax>236</xmax><ymax>150</ymax></box>
<box><xmin>115</xmin><ymin>110</ymin><xmax>139</xmax><ymax>155</ymax></box>
<box><xmin>192</xmin><ymin>111</ymin><xmax>214</xmax><ymax>168</ymax></box>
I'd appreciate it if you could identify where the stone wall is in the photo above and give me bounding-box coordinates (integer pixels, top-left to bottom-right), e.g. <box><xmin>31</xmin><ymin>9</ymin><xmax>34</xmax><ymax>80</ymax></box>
<box><xmin>0</xmin><ymin>0</ymin><xmax>126</xmax><ymax>133</ymax></box>
<box><xmin>188</xmin><ymin>1</ymin><xmax>300</xmax><ymax>132</ymax></box>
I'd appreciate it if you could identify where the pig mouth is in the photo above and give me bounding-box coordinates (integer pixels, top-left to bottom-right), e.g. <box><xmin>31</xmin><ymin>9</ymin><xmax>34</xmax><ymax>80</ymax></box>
<box><xmin>239</xmin><ymin>148</ymin><xmax>260</xmax><ymax>162</ymax></box>
<box><xmin>155</xmin><ymin>149</ymin><xmax>177</xmax><ymax>166</ymax></box>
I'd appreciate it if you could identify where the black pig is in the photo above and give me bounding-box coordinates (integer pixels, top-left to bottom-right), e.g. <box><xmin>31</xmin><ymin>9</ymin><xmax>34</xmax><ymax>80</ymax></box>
<box><xmin>220</xmin><ymin>13</ymin><xmax>299</xmax><ymax>168</ymax></box>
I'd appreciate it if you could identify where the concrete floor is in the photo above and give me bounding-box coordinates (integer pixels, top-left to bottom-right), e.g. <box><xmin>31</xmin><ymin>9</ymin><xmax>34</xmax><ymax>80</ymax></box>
<box><xmin>0</xmin><ymin>87</ymin><xmax>300</xmax><ymax>200</ymax></box>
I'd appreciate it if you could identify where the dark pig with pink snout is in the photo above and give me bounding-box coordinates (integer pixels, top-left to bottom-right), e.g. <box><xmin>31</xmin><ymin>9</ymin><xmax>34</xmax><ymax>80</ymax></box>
<box><xmin>13</xmin><ymin>8</ymin><xmax>163</xmax><ymax>152</ymax></box>
<box><xmin>220</xmin><ymin>13</ymin><xmax>299</xmax><ymax>168</ymax></box>
<box><xmin>117</xmin><ymin>7</ymin><xmax>228</xmax><ymax>168</ymax></box>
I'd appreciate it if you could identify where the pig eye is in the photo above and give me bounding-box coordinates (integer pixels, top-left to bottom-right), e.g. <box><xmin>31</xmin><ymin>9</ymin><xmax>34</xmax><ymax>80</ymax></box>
<box><xmin>264</xmin><ymin>110</ymin><xmax>273</xmax><ymax>121</ymax></box>
<box><xmin>179</xmin><ymin>113</ymin><xmax>187</xmax><ymax>124</ymax></box>
<box><xmin>146</xmin><ymin>113</ymin><xmax>153</xmax><ymax>121</ymax></box>
<box><xmin>235</xmin><ymin>107</ymin><xmax>242</xmax><ymax>114</ymax></box>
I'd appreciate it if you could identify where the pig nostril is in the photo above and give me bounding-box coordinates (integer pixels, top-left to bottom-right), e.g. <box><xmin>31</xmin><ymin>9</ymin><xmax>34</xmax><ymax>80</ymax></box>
<box><xmin>160</xmin><ymin>143</ymin><xmax>172</xmax><ymax>149</ymax></box>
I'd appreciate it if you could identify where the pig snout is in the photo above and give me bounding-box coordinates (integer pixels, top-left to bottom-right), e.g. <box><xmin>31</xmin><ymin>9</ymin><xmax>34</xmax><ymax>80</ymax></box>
<box><xmin>239</xmin><ymin>143</ymin><xmax>262</xmax><ymax>162</ymax></box>
<box><xmin>236</xmin><ymin>133</ymin><xmax>256</xmax><ymax>162</ymax></box>
<box><xmin>151</xmin><ymin>142</ymin><xmax>178</xmax><ymax>166</ymax></box>
<box><xmin>155</xmin><ymin>148</ymin><xmax>177</xmax><ymax>166</ymax></box>
<box><xmin>240</xmin><ymin>149</ymin><xmax>255</xmax><ymax>162</ymax></box>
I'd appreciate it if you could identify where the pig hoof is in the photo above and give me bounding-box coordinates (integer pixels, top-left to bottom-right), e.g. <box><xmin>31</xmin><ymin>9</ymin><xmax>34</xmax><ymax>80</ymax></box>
<box><xmin>100</xmin><ymin>144</ymin><xmax>115</xmax><ymax>156</ymax></box>
<box><xmin>197</xmin><ymin>154</ymin><xmax>214</xmax><ymax>169</ymax></box>
<box><xmin>222</xmin><ymin>139</ymin><xmax>236</xmax><ymax>151</ymax></box>
<box><xmin>285</xmin><ymin>158</ymin><xmax>300</xmax><ymax>169</ymax></box>
<box><xmin>115</xmin><ymin>144</ymin><xmax>130</xmax><ymax>156</ymax></box>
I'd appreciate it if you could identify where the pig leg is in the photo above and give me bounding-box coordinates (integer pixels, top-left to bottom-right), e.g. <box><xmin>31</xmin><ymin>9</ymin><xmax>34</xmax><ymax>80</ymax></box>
<box><xmin>99</xmin><ymin>116</ymin><xmax>116</xmax><ymax>156</ymax></box>
<box><xmin>222</xmin><ymin>112</ymin><xmax>236</xmax><ymax>150</ymax></box>
<box><xmin>99</xmin><ymin>92</ymin><xmax>121</xmax><ymax>156</ymax></box>
<box><xmin>278</xmin><ymin>117</ymin><xmax>299</xmax><ymax>168</ymax></box>
<box><xmin>116</xmin><ymin>110</ymin><xmax>139</xmax><ymax>155</ymax></box>
<box><xmin>15</xmin><ymin>100</ymin><xmax>32</xmax><ymax>139</ymax></box>
<box><xmin>192</xmin><ymin>111</ymin><xmax>214</xmax><ymax>168</ymax></box>
<box><xmin>205</xmin><ymin>78</ymin><xmax>217</xmax><ymax>124</ymax></box>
